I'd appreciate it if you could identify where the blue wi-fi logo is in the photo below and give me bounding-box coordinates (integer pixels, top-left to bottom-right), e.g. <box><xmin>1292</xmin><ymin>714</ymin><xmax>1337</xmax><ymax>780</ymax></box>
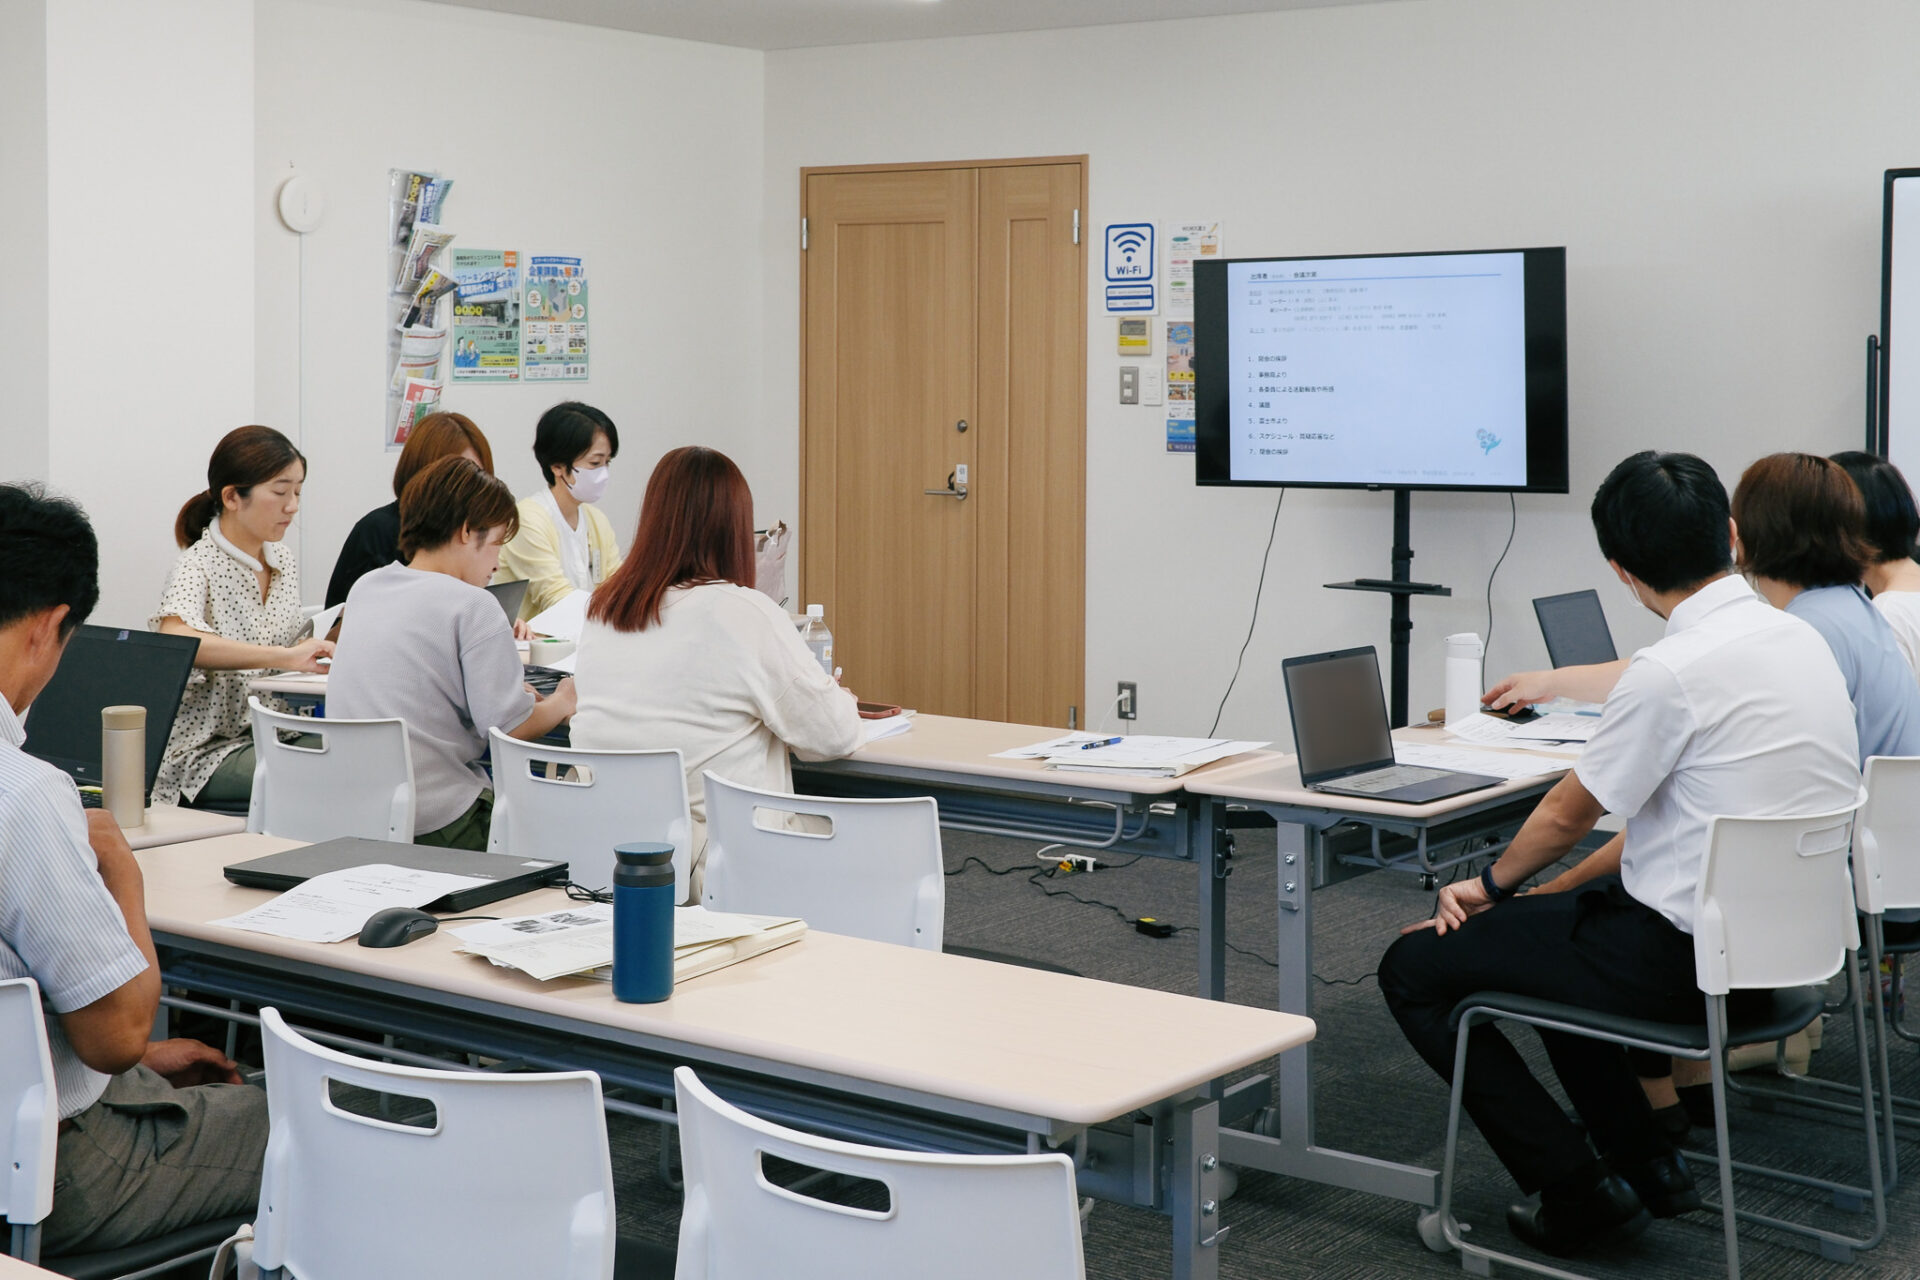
<box><xmin>1113</xmin><ymin>228</ymin><xmax>1148</xmax><ymax>263</ymax></box>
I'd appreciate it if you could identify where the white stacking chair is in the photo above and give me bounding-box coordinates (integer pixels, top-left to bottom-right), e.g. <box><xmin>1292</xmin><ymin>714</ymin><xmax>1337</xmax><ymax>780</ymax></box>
<box><xmin>486</xmin><ymin>728</ymin><xmax>693</xmax><ymax>900</ymax></box>
<box><xmin>1849</xmin><ymin>756</ymin><xmax>1920</xmax><ymax>1168</ymax></box>
<box><xmin>1422</xmin><ymin>797</ymin><xmax>1882</xmax><ymax>1280</ymax></box>
<box><xmin>0</xmin><ymin>978</ymin><xmax>56</xmax><ymax>1265</ymax></box>
<box><xmin>2</xmin><ymin>978</ymin><xmax>247</xmax><ymax>1277</ymax></box>
<box><xmin>246</xmin><ymin>697</ymin><xmax>414</xmax><ymax>843</ymax></box>
<box><xmin>253</xmin><ymin>1007</ymin><xmax>615</xmax><ymax>1280</ymax></box>
<box><xmin>702</xmin><ymin>774</ymin><xmax>943</xmax><ymax>950</ymax></box>
<box><xmin>672</xmin><ymin>1066</ymin><xmax>1084</xmax><ymax>1280</ymax></box>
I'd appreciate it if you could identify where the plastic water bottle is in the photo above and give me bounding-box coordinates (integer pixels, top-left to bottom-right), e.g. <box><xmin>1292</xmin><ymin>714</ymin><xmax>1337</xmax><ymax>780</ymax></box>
<box><xmin>1444</xmin><ymin>633</ymin><xmax>1484</xmax><ymax>726</ymax></box>
<box><xmin>612</xmin><ymin>843</ymin><xmax>676</xmax><ymax>1004</ymax></box>
<box><xmin>101</xmin><ymin>705</ymin><xmax>146</xmax><ymax>829</ymax></box>
<box><xmin>802</xmin><ymin>603</ymin><xmax>834</xmax><ymax>676</ymax></box>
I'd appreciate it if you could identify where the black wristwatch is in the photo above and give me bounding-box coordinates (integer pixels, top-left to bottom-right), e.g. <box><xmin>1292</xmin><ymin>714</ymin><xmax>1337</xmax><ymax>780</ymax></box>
<box><xmin>1481</xmin><ymin>863</ymin><xmax>1518</xmax><ymax>902</ymax></box>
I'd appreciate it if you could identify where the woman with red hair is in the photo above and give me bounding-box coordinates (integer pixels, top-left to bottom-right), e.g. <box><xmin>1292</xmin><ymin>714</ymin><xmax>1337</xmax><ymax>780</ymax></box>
<box><xmin>571</xmin><ymin>447</ymin><xmax>859</xmax><ymax>898</ymax></box>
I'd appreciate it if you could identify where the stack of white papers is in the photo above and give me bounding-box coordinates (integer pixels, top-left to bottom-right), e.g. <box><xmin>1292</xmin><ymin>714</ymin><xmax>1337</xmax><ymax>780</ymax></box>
<box><xmin>992</xmin><ymin>732</ymin><xmax>1108</xmax><ymax>759</ymax></box>
<box><xmin>860</xmin><ymin>711</ymin><xmax>915</xmax><ymax>745</ymax></box>
<box><xmin>527</xmin><ymin>590</ymin><xmax>589</xmax><ymax>642</ymax></box>
<box><xmin>213</xmin><ymin>865</ymin><xmax>489</xmax><ymax>944</ymax></box>
<box><xmin>451</xmin><ymin>904</ymin><xmax>805</xmax><ymax>982</ymax></box>
<box><xmin>1041</xmin><ymin>735</ymin><xmax>1268</xmax><ymax>777</ymax></box>
<box><xmin>1446</xmin><ymin>711</ymin><xmax>1598</xmax><ymax>747</ymax></box>
<box><xmin>1396</xmin><ymin>742</ymin><xmax>1570</xmax><ymax>781</ymax></box>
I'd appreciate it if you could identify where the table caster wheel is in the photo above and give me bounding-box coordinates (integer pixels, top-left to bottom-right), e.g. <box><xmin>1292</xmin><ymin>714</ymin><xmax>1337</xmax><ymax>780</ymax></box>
<box><xmin>1420</xmin><ymin>873</ymin><xmax>1438</xmax><ymax>891</ymax></box>
<box><xmin>1417</xmin><ymin>1209</ymin><xmax>1465</xmax><ymax>1253</ymax></box>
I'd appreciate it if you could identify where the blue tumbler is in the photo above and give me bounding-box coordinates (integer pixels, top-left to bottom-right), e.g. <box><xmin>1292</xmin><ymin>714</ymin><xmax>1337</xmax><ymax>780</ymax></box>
<box><xmin>612</xmin><ymin>843</ymin><xmax>676</xmax><ymax>1003</ymax></box>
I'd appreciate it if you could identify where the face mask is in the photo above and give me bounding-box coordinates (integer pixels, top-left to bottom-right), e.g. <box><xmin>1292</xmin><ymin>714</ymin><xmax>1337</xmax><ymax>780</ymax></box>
<box><xmin>1621</xmin><ymin>576</ymin><xmax>1648</xmax><ymax>614</ymax></box>
<box><xmin>566</xmin><ymin>465</ymin><xmax>609</xmax><ymax>504</ymax></box>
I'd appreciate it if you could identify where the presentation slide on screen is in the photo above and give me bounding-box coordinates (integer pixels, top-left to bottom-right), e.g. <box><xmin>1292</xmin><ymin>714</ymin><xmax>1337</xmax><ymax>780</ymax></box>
<box><xmin>1226</xmin><ymin>252</ymin><xmax>1528</xmax><ymax>486</ymax></box>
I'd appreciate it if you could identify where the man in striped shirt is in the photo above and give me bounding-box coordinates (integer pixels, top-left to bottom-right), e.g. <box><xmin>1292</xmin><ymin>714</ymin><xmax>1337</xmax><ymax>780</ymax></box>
<box><xmin>0</xmin><ymin>483</ymin><xmax>268</xmax><ymax>1253</ymax></box>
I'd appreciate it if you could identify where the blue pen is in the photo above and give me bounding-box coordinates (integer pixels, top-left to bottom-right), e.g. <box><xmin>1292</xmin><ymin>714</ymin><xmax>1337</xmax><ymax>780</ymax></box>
<box><xmin>1080</xmin><ymin>736</ymin><xmax>1124</xmax><ymax>750</ymax></box>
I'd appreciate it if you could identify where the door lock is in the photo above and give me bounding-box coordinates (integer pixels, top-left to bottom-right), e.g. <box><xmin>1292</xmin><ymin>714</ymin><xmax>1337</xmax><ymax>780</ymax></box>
<box><xmin>924</xmin><ymin>463</ymin><xmax>969</xmax><ymax>500</ymax></box>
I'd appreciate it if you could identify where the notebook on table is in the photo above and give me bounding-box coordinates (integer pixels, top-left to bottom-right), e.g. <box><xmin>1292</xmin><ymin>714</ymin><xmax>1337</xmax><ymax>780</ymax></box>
<box><xmin>225</xmin><ymin>838</ymin><xmax>568</xmax><ymax>912</ymax></box>
<box><xmin>1282</xmin><ymin>646</ymin><xmax>1500</xmax><ymax>804</ymax></box>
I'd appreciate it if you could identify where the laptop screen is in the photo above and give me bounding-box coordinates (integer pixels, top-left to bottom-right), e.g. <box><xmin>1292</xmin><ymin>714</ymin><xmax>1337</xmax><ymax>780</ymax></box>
<box><xmin>22</xmin><ymin>625</ymin><xmax>199</xmax><ymax>796</ymax></box>
<box><xmin>1533</xmin><ymin>590</ymin><xmax>1618</xmax><ymax>668</ymax></box>
<box><xmin>486</xmin><ymin>579</ymin><xmax>528</xmax><ymax>622</ymax></box>
<box><xmin>1283</xmin><ymin>647</ymin><xmax>1398</xmax><ymax>784</ymax></box>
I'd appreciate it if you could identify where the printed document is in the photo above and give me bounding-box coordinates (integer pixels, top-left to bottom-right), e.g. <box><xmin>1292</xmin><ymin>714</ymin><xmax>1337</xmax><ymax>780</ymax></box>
<box><xmin>1396</xmin><ymin>742</ymin><xmax>1569</xmax><ymax>781</ymax></box>
<box><xmin>213</xmin><ymin>865</ymin><xmax>488</xmax><ymax>944</ymax></box>
<box><xmin>528</xmin><ymin>590</ymin><xmax>590</xmax><ymax>641</ymax></box>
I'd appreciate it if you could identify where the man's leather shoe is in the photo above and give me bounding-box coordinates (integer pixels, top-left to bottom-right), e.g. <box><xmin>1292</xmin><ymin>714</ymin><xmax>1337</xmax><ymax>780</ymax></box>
<box><xmin>1507</xmin><ymin>1173</ymin><xmax>1652</xmax><ymax>1257</ymax></box>
<box><xmin>1609</xmin><ymin>1151</ymin><xmax>1702</xmax><ymax>1218</ymax></box>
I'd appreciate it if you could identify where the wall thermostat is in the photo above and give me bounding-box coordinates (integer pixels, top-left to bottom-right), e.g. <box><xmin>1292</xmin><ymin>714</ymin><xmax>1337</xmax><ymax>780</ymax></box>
<box><xmin>277</xmin><ymin>174</ymin><xmax>325</xmax><ymax>234</ymax></box>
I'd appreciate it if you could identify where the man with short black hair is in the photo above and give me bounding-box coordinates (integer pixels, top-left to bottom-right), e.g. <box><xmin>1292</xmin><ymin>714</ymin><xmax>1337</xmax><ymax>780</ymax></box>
<box><xmin>1379</xmin><ymin>452</ymin><xmax>1860</xmax><ymax>1257</ymax></box>
<box><xmin>0</xmin><ymin>482</ymin><xmax>267</xmax><ymax>1253</ymax></box>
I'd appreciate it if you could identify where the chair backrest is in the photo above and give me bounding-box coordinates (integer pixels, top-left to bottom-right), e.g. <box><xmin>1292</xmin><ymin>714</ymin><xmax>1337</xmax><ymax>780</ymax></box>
<box><xmin>246</xmin><ymin>697</ymin><xmax>414</xmax><ymax>843</ymax></box>
<box><xmin>672</xmin><ymin>1066</ymin><xmax>1084</xmax><ymax>1280</ymax></box>
<box><xmin>1693</xmin><ymin>793</ymin><xmax>1866</xmax><ymax>996</ymax></box>
<box><xmin>0</xmin><ymin>978</ymin><xmax>56</xmax><ymax>1231</ymax></box>
<box><xmin>253</xmin><ymin>1007</ymin><xmax>614</xmax><ymax>1280</ymax></box>
<box><xmin>1854</xmin><ymin>755</ymin><xmax>1920</xmax><ymax>916</ymax></box>
<box><xmin>701</xmin><ymin>774</ymin><xmax>943</xmax><ymax>950</ymax></box>
<box><xmin>486</xmin><ymin>728</ymin><xmax>692</xmax><ymax>900</ymax></box>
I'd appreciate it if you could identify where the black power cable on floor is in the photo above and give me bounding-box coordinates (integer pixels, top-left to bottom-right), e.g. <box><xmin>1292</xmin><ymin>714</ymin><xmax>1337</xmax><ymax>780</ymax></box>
<box><xmin>1209</xmin><ymin>490</ymin><xmax>1286</xmax><ymax>737</ymax></box>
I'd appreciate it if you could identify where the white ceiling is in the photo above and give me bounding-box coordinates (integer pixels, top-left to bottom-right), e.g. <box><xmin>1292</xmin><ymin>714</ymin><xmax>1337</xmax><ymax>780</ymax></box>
<box><xmin>431</xmin><ymin>0</ymin><xmax>1383</xmax><ymax>52</ymax></box>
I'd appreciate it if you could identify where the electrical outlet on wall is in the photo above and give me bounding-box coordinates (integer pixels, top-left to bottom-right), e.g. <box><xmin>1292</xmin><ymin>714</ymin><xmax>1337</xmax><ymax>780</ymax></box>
<box><xmin>1117</xmin><ymin>681</ymin><xmax>1138</xmax><ymax>720</ymax></box>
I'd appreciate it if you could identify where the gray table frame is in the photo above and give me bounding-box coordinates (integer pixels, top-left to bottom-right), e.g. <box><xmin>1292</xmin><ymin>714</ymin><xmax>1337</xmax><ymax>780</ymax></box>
<box><xmin>153</xmin><ymin>931</ymin><xmax>1234</xmax><ymax>1280</ymax></box>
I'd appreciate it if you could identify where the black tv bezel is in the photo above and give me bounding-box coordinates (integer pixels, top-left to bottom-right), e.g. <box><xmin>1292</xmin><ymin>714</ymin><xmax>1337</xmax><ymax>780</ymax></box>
<box><xmin>1193</xmin><ymin>245</ymin><xmax>1569</xmax><ymax>493</ymax></box>
<box><xmin>1877</xmin><ymin>168</ymin><xmax>1920</xmax><ymax>458</ymax></box>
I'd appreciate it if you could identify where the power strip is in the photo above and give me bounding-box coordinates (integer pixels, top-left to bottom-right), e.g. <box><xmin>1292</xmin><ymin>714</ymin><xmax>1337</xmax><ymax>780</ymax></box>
<box><xmin>1036</xmin><ymin>852</ymin><xmax>1101</xmax><ymax>874</ymax></box>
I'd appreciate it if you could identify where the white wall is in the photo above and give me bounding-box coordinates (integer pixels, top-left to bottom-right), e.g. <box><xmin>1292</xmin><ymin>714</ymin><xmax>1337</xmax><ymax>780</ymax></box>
<box><xmin>0</xmin><ymin>0</ymin><xmax>49</xmax><ymax>484</ymax></box>
<box><xmin>254</xmin><ymin>0</ymin><xmax>767</xmax><ymax>608</ymax></box>
<box><xmin>763</xmin><ymin>0</ymin><xmax>1913</xmax><ymax>744</ymax></box>
<box><xmin>42</xmin><ymin>0</ymin><xmax>256</xmax><ymax>628</ymax></box>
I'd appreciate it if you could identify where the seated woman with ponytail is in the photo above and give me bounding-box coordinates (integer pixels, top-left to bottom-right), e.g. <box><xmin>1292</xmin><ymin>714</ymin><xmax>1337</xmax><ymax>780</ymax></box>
<box><xmin>150</xmin><ymin>426</ymin><xmax>330</xmax><ymax>809</ymax></box>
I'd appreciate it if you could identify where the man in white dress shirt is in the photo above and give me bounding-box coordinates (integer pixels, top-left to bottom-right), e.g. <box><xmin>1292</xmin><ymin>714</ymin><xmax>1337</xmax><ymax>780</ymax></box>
<box><xmin>0</xmin><ymin>483</ymin><xmax>268</xmax><ymax>1253</ymax></box>
<box><xmin>1379</xmin><ymin>453</ymin><xmax>1860</xmax><ymax>1258</ymax></box>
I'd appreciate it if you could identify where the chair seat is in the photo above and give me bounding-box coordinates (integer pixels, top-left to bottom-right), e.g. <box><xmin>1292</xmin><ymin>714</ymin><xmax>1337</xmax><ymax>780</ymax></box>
<box><xmin>42</xmin><ymin>1213</ymin><xmax>252</xmax><ymax>1280</ymax></box>
<box><xmin>1447</xmin><ymin>986</ymin><xmax>1827</xmax><ymax>1053</ymax></box>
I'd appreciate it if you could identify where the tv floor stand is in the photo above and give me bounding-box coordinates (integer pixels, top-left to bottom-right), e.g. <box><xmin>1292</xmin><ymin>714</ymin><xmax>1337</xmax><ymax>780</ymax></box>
<box><xmin>1324</xmin><ymin>488</ymin><xmax>1451</xmax><ymax>728</ymax></box>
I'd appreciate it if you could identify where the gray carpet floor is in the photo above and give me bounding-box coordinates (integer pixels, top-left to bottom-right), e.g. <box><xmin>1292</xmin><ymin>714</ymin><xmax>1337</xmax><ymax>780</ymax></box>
<box><xmin>609</xmin><ymin>826</ymin><xmax>1920</xmax><ymax>1278</ymax></box>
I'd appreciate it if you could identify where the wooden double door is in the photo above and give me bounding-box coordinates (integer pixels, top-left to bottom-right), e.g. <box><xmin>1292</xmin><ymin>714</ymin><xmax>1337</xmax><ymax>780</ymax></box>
<box><xmin>801</xmin><ymin>158</ymin><xmax>1087</xmax><ymax>727</ymax></box>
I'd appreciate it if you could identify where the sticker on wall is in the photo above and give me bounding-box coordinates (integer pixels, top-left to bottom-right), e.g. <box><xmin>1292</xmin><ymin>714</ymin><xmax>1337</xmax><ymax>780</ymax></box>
<box><xmin>1104</xmin><ymin>223</ymin><xmax>1156</xmax><ymax>313</ymax></box>
<box><xmin>450</xmin><ymin>249</ymin><xmax>523</xmax><ymax>382</ymax></box>
<box><xmin>523</xmin><ymin>255</ymin><xmax>589</xmax><ymax>381</ymax></box>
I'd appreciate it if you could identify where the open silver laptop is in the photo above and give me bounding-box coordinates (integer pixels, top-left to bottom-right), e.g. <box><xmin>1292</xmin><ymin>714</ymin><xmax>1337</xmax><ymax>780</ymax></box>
<box><xmin>1282</xmin><ymin>646</ymin><xmax>1500</xmax><ymax>804</ymax></box>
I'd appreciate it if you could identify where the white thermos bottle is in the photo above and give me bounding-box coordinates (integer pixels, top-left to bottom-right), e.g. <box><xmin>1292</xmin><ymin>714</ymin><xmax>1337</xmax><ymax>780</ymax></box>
<box><xmin>101</xmin><ymin>704</ymin><xmax>146</xmax><ymax>829</ymax></box>
<box><xmin>1444</xmin><ymin>633</ymin><xmax>1484</xmax><ymax>727</ymax></box>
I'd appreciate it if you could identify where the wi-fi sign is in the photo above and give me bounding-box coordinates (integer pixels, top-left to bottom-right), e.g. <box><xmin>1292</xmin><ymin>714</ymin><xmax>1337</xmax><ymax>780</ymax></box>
<box><xmin>1105</xmin><ymin>223</ymin><xmax>1155</xmax><ymax>283</ymax></box>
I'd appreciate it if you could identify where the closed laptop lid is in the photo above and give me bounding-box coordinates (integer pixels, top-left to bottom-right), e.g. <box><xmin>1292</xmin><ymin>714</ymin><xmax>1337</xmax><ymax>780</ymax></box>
<box><xmin>22</xmin><ymin>625</ymin><xmax>200</xmax><ymax>797</ymax></box>
<box><xmin>1282</xmin><ymin>646</ymin><xmax>1398</xmax><ymax>786</ymax></box>
<box><xmin>224</xmin><ymin>837</ymin><xmax>567</xmax><ymax>912</ymax></box>
<box><xmin>1533</xmin><ymin>589</ymin><xmax>1618</xmax><ymax>668</ymax></box>
<box><xmin>486</xmin><ymin>579</ymin><xmax>529</xmax><ymax>622</ymax></box>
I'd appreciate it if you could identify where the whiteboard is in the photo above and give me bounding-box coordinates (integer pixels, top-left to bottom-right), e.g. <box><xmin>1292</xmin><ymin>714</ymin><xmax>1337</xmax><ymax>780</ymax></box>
<box><xmin>1882</xmin><ymin>171</ymin><xmax>1920</xmax><ymax>478</ymax></box>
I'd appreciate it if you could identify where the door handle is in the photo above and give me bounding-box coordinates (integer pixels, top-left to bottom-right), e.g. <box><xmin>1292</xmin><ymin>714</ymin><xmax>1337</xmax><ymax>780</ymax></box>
<box><xmin>924</xmin><ymin>463</ymin><xmax>969</xmax><ymax>500</ymax></box>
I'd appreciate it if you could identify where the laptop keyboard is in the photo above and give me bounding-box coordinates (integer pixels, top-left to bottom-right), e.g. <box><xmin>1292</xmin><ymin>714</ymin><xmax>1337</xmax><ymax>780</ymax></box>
<box><xmin>524</xmin><ymin>665</ymin><xmax>568</xmax><ymax>697</ymax></box>
<box><xmin>1334</xmin><ymin>764</ymin><xmax>1445</xmax><ymax>794</ymax></box>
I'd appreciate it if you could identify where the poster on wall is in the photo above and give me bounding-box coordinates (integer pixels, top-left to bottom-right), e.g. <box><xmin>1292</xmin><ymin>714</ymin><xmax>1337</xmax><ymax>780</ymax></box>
<box><xmin>450</xmin><ymin>249</ymin><xmax>522</xmax><ymax>382</ymax></box>
<box><xmin>1164</xmin><ymin>221</ymin><xmax>1222</xmax><ymax>320</ymax></box>
<box><xmin>1166</xmin><ymin>320</ymin><xmax>1196</xmax><ymax>453</ymax></box>
<box><xmin>523</xmin><ymin>255</ymin><xmax>589</xmax><ymax>381</ymax></box>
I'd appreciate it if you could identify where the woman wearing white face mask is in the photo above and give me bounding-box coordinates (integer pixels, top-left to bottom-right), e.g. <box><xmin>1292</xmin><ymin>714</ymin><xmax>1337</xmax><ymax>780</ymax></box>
<box><xmin>494</xmin><ymin>401</ymin><xmax>623</xmax><ymax>622</ymax></box>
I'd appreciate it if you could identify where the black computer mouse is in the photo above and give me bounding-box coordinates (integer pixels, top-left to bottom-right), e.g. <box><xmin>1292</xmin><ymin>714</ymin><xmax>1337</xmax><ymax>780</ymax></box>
<box><xmin>358</xmin><ymin>907</ymin><xmax>440</xmax><ymax>948</ymax></box>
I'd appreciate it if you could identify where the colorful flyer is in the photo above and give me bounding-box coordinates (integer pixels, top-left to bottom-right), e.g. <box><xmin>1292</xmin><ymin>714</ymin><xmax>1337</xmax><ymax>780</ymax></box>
<box><xmin>390</xmin><ymin>378</ymin><xmax>443</xmax><ymax>448</ymax></box>
<box><xmin>1166</xmin><ymin>320</ymin><xmax>1197</xmax><ymax>453</ymax></box>
<box><xmin>523</xmin><ymin>255</ymin><xmax>588</xmax><ymax>381</ymax></box>
<box><xmin>450</xmin><ymin>249</ymin><xmax>522</xmax><ymax>382</ymax></box>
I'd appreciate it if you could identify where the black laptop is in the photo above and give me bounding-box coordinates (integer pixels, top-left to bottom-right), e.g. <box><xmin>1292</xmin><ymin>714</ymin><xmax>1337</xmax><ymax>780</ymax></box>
<box><xmin>23</xmin><ymin>625</ymin><xmax>200</xmax><ymax>802</ymax></box>
<box><xmin>1282</xmin><ymin>647</ymin><xmax>1501</xmax><ymax>804</ymax></box>
<box><xmin>1532</xmin><ymin>590</ymin><xmax>1618</xmax><ymax>668</ymax></box>
<box><xmin>486</xmin><ymin>579</ymin><xmax>529</xmax><ymax>622</ymax></box>
<box><xmin>224</xmin><ymin>837</ymin><xmax>568</xmax><ymax>912</ymax></box>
